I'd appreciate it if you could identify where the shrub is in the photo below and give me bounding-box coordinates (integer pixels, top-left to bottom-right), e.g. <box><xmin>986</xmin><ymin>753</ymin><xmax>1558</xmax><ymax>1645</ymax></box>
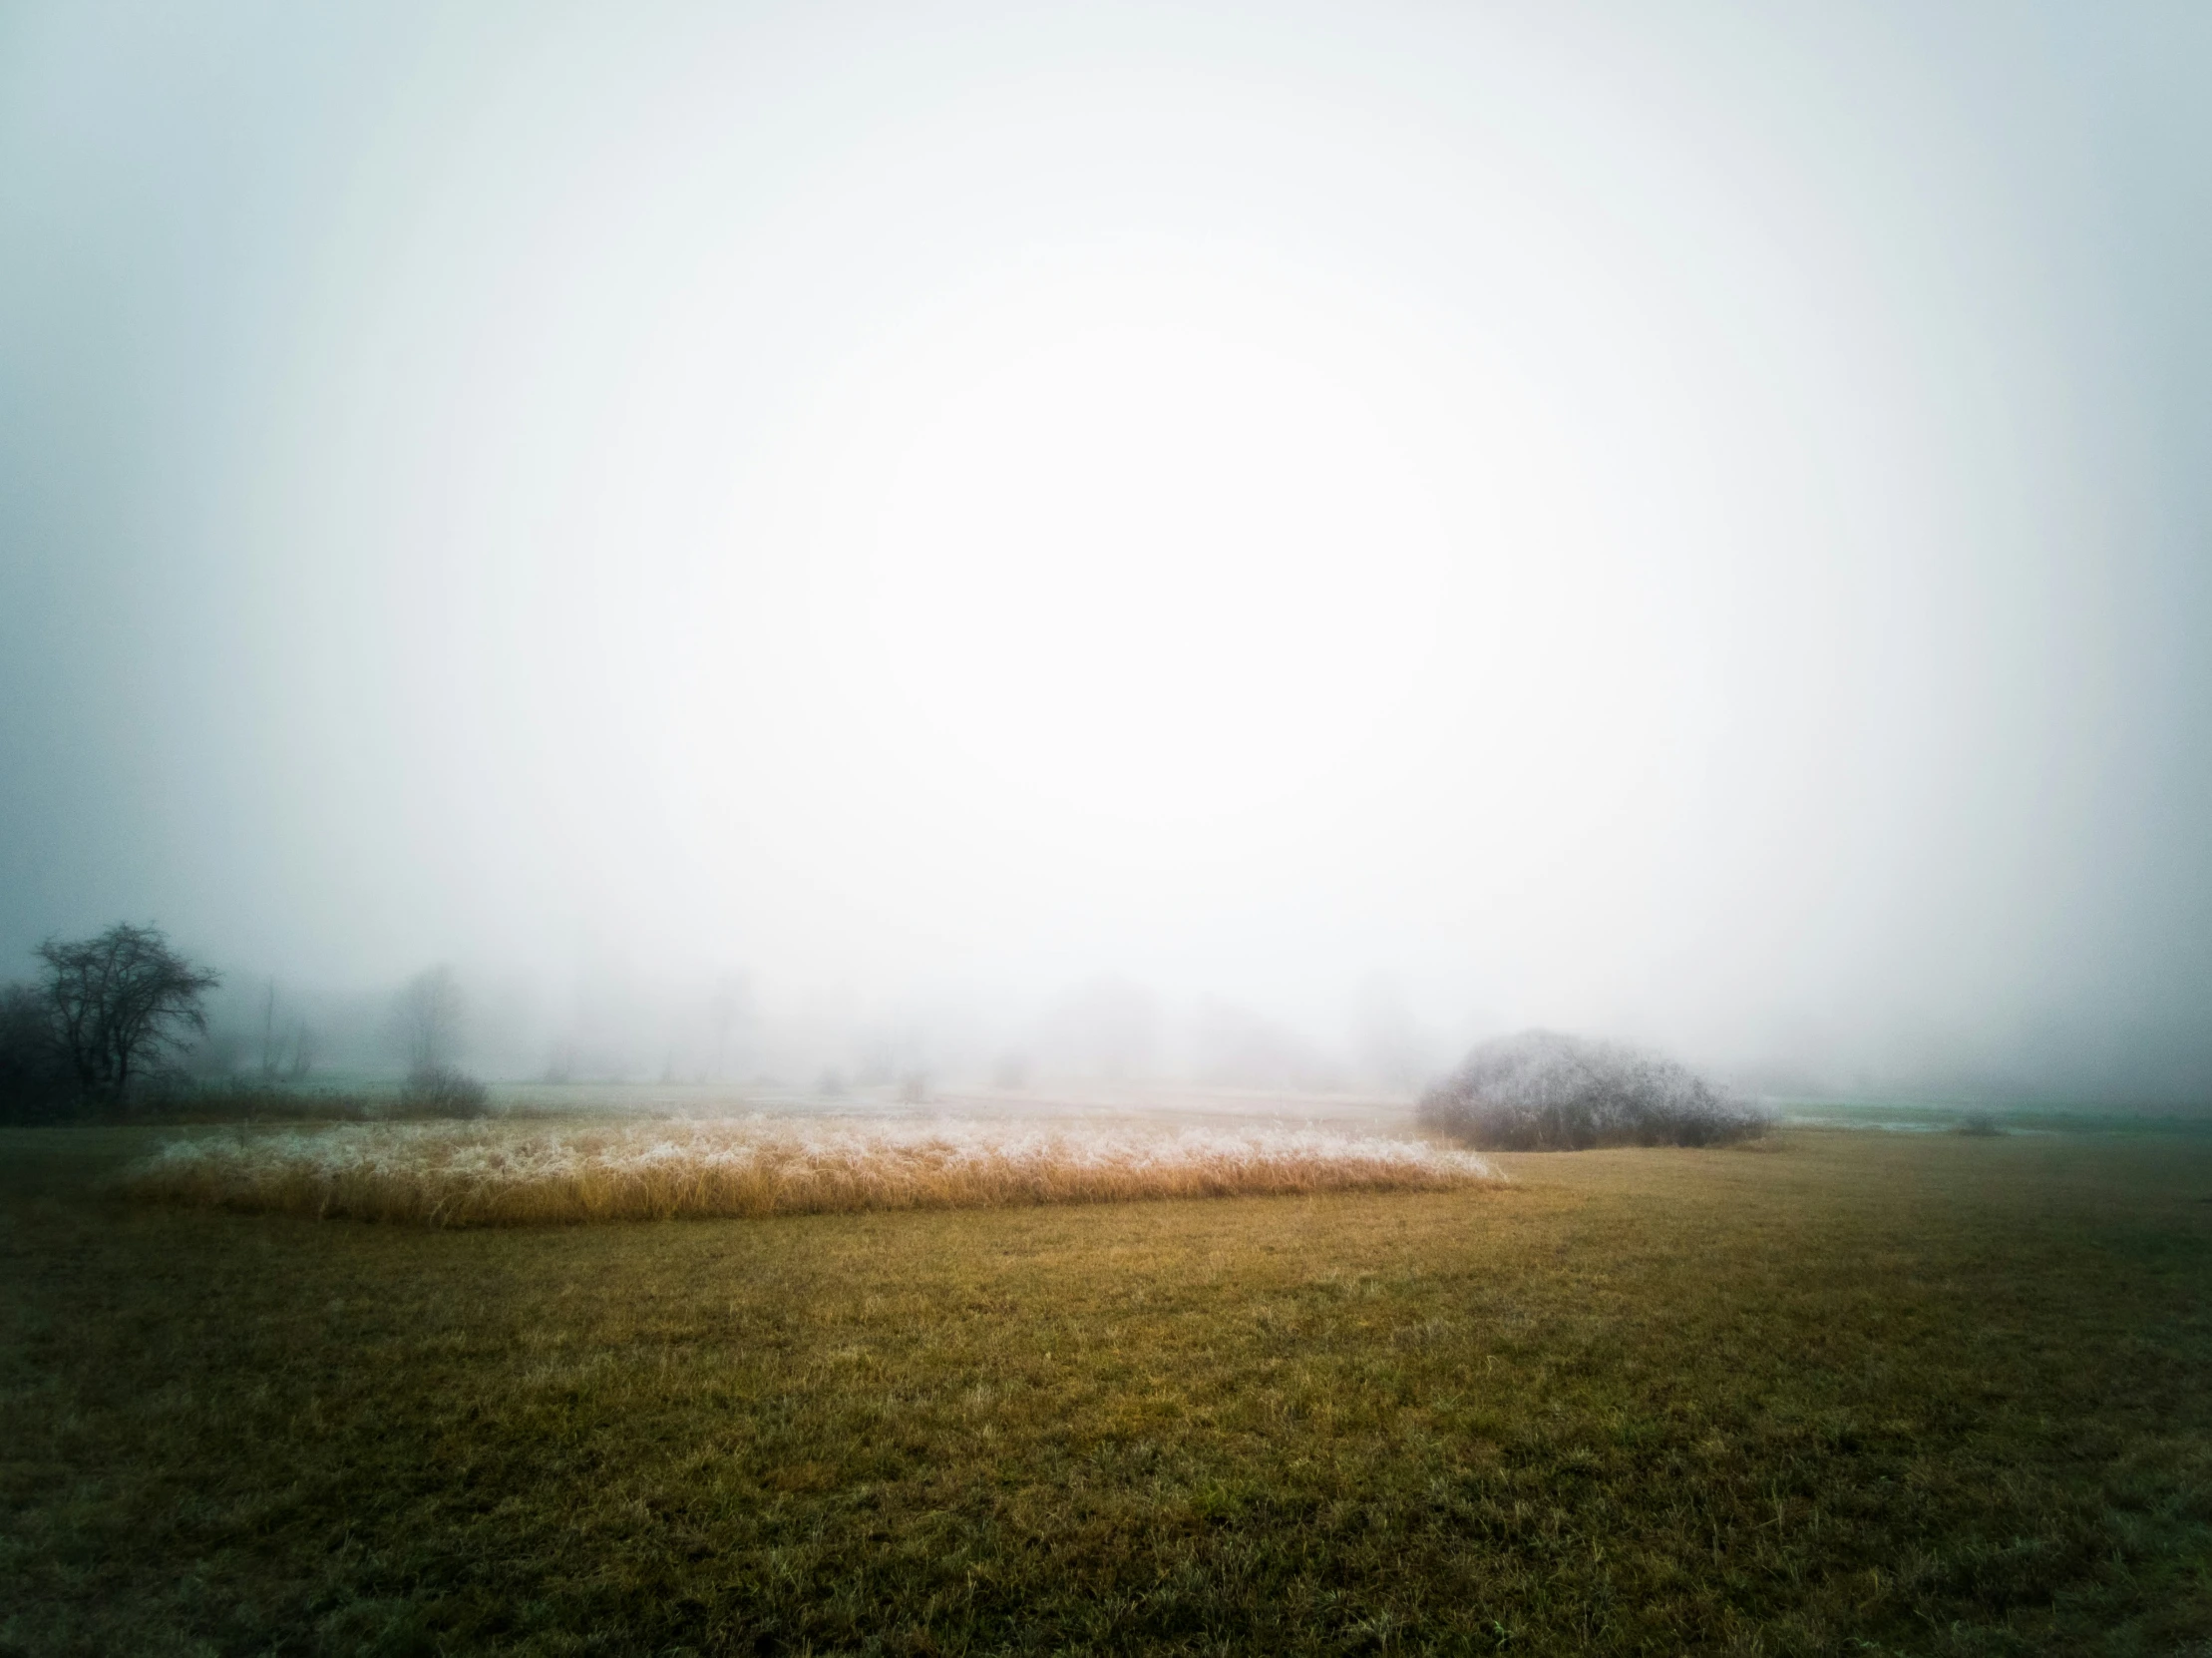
<box><xmin>134</xmin><ymin>1083</ymin><xmax>383</xmax><ymax>1124</ymax></box>
<box><xmin>397</xmin><ymin>1064</ymin><xmax>491</xmax><ymax>1119</ymax></box>
<box><xmin>1418</xmin><ymin>1030</ymin><xmax>1769</xmax><ymax>1150</ymax></box>
<box><xmin>0</xmin><ymin>982</ymin><xmax>72</xmax><ymax>1122</ymax></box>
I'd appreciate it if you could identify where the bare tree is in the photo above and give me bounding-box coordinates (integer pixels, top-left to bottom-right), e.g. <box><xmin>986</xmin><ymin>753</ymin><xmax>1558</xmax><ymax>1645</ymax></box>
<box><xmin>1351</xmin><ymin>973</ymin><xmax>1434</xmax><ymax>1094</ymax></box>
<box><xmin>258</xmin><ymin>980</ymin><xmax>317</xmax><ymax>1084</ymax></box>
<box><xmin>284</xmin><ymin>1021</ymin><xmax>318</xmax><ymax>1082</ymax></box>
<box><xmin>37</xmin><ymin>924</ymin><xmax>221</xmax><ymax>1107</ymax></box>
<box><xmin>394</xmin><ymin>966</ymin><xmax>465</xmax><ymax>1072</ymax></box>
<box><xmin>708</xmin><ymin>973</ymin><xmax>753</xmax><ymax>1082</ymax></box>
<box><xmin>393</xmin><ymin>966</ymin><xmax>486</xmax><ymax>1116</ymax></box>
<box><xmin>259</xmin><ymin>980</ymin><xmax>280</xmax><ymax>1079</ymax></box>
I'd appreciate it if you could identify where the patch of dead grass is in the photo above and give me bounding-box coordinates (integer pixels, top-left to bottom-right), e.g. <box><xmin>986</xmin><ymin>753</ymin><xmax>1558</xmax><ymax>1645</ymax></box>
<box><xmin>115</xmin><ymin>1116</ymin><xmax>1502</xmax><ymax>1224</ymax></box>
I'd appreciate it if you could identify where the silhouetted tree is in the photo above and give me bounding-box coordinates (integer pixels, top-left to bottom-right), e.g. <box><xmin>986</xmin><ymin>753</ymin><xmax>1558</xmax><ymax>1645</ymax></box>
<box><xmin>36</xmin><ymin>924</ymin><xmax>221</xmax><ymax>1107</ymax></box>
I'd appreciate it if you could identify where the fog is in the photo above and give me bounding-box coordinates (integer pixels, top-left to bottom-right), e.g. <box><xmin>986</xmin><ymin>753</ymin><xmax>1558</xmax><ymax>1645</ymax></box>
<box><xmin>3</xmin><ymin>2</ymin><xmax>2208</xmax><ymax>1103</ymax></box>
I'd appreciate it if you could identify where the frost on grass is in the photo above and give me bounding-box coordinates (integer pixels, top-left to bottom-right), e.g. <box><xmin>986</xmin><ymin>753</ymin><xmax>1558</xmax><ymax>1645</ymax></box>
<box><xmin>1418</xmin><ymin>1030</ymin><xmax>1770</xmax><ymax>1151</ymax></box>
<box><xmin>121</xmin><ymin>1117</ymin><xmax>1503</xmax><ymax>1226</ymax></box>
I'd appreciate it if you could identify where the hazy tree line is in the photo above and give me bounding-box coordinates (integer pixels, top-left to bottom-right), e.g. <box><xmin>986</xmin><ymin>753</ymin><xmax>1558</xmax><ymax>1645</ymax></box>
<box><xmin>0</xmin><ymin>926</ymin><xmax>1462</xmax><ymax>1124</ymax></box>
<box><xmin>0</xmin><ymin>925</ymin><xmax>492</xmax><ymax>1122</ymax></box>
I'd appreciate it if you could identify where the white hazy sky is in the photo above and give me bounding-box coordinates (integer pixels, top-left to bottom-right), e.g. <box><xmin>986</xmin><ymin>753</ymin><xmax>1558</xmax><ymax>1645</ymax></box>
<box><xmin>3</xmin><ymin>2</ymin><xmax>2209</xmax><ymax>1096</ymax></box>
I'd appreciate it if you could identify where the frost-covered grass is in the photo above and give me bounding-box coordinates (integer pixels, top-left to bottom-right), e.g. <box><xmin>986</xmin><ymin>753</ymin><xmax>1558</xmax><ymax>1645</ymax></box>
<box><xmin>119</xmin><ymin>1117</ymin><xmax>1502</xmax><ymax>1225</ymax></box>
<box><xmin>1420</xmin><ymin>1030</ymin><xmax>1770</xmax><ymax>1150</ymax></box>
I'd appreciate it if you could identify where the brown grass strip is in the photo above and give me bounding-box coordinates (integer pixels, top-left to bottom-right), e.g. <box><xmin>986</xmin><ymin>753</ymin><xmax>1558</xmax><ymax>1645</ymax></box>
<box><xmin>118</xmin><ymin>1117</ymin><xmax>1503</xmax><ymax>1226</ymax></box>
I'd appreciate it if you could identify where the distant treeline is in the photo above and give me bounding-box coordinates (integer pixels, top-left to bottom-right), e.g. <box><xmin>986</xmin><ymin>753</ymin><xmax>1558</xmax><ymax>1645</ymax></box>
<box><xmin>0</xmin><ymin>925</ymin><xmax>489</xmax><ymax>1122</ymax></box>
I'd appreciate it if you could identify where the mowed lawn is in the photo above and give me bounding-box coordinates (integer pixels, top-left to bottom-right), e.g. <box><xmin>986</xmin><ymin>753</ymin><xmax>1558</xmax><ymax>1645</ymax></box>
<box><xmin>2</xmin><ymin>1126</ymin><xmax>2209</xmax><ymax>1656</ymax></box>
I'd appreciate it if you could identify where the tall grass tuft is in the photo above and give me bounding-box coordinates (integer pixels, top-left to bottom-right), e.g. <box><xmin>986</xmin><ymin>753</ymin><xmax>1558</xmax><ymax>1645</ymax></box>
<box><xmin>120</xmin><ymin>1117</ymin><xmax>1503</xmax><ymax>1226</ymax></box>
<box><xmin>1419</xmin><ymin>1030</ymin><xmax>1769</xmax><ymax>1150</ymax></box>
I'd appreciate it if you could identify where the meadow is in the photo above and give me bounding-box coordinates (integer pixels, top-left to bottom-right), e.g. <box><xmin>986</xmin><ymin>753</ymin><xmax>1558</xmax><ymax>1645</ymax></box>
<box><xmin>3</xmin><ymin>1122</ymin><xmax>2210</xmax><ymax>1655</ymax></box>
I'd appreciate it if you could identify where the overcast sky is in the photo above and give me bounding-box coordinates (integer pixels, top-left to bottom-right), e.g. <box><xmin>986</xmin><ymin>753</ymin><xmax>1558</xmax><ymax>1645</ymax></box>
<box><xmin>3</xmin><ymin>1</ymin><xmax>2208</xmax><ymax>1098</ymax></box>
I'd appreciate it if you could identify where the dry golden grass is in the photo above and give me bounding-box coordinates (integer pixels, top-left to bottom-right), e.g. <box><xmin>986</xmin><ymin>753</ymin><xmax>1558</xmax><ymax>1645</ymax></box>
<box><xmin>116</xmin><ymin>1115</ymin><xmax>1503</xmax><ymax>1225</ymax></box>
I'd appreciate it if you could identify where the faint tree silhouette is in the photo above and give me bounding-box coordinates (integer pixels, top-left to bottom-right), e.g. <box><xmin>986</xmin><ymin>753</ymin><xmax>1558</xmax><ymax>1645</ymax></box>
<box><xmin>257</xmin><ymin>980</ymin><xmax>317</xmax><ymax>1084</ymax></box>
<box><xmin>393</xmin><ymin>966</ymin><xmax>487</xmax><ymax>1117</ymax></box>
<box><xmin>394</xmin><ymin>966</ymin><xmax>465</xmax><ymax>1072</ymax></box>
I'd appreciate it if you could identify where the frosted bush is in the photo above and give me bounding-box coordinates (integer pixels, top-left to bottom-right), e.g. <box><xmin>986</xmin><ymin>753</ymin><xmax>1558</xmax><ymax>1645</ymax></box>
<box><xmin>1417</xmin><ymin>1031</ymin><xmax>1769</xmax><ymax>1151</ymax></box>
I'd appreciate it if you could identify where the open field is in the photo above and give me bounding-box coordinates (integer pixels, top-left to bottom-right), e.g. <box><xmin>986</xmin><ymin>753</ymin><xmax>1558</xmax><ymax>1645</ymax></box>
<box><xmin>3</xmin><ymin>1125</ymin><xmax>2210</xmax><ymax>1655</ymax></box>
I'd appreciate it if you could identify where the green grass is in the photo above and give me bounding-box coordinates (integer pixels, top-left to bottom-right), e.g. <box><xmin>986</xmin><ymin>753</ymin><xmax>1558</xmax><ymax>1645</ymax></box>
<box><xmin>3</xmin><ymin>1126</ymin><xmax>2210</xmax><ymax>1655</ymax></box>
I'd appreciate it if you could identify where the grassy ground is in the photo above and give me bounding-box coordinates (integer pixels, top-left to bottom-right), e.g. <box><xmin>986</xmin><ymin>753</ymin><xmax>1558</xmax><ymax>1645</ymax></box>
<box><xmin>2</xmin><ymin>1126</ymin><xmax>2208</xmax><ymax>1656</ymax></box>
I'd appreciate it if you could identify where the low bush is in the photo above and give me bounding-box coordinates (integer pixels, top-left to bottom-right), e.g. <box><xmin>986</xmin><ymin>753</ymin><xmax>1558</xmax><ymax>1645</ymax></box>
<box><xmin>1418</xmin><ymin>1030</ymin><xmax>1769</xmax><ymax>1150</ymax></box>
<box><xmin>398</xmin><ymin>1063</ymin><xmax>490</xmax><ymax>1118</ymax></box>
<box><xmin>135</xmin><ymin>1084</ymin><xmax>385</xmax><ymax>1123</ymax></box>
<box><xmin>0</xmin><ymin>982</ymin><xmax>72</xmax><ymax>1122</ymax></box>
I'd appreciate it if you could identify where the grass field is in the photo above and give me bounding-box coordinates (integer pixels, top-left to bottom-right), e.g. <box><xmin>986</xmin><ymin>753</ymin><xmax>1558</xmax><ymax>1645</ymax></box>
<box><xmin>3</xmin><ymin>1124</ymin><xmax>2209</xmax><ymax>1655</ymax></box>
